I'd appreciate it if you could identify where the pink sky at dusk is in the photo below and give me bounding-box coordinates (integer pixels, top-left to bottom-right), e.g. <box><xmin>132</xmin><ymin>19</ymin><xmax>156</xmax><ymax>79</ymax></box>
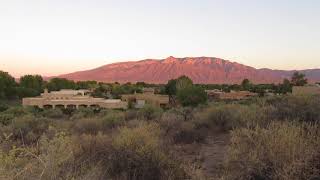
<box><xmin>1</xmin><ymin>0</ymin><xmax>320</xmax><ymax>77</ymax></box>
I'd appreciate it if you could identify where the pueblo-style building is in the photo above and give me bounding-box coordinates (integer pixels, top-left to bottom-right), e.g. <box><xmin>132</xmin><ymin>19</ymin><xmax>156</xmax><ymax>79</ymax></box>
<box><xmin>22</xmin><ymin>89</ymin><xmax>128</xmax><ymax>109</ymax></box>
<box><xmin>121</xmin><ymin>88</ymin><xmax>169</xmax><ymax>108</ymax></box>
<box><xmin>206</xmin><ymin>90</ymin><xmax>258</xmax><ymax>100</ymax></box>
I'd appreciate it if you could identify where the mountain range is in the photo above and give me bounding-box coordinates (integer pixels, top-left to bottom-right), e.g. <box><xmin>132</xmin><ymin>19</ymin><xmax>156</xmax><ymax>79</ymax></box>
<box><xmin>56</xmin><ymin>56</ymin><xmax>320</xmax><ymax>84</ymax></box>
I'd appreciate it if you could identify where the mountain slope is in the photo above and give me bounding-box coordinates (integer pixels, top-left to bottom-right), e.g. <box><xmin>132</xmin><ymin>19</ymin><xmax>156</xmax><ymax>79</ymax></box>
<box><xmin>57</xmin><ymin>56</ymin><xmax>320</xmax><ymax>84</ymax></box>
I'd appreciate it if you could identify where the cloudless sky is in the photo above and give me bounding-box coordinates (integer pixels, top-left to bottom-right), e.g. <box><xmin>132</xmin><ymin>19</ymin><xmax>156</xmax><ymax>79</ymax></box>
<box><xmin>1</xmin><ymin>0</ymin><xmax>320</xmax><ymax>77</ymax></box>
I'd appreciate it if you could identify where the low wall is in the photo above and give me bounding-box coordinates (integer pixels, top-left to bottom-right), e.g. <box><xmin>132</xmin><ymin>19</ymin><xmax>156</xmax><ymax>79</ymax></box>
<box><xmin>22</xmin><ymin>97</ymin><xmax>128</xmax><ymax>109</ymax></box>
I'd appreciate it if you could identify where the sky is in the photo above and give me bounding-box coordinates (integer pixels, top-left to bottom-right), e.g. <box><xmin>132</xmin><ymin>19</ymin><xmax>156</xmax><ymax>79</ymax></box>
<box><xmin>1</xmin><ymin>0</ymin><xmax>320</xmax><ymax>77</ymax></box>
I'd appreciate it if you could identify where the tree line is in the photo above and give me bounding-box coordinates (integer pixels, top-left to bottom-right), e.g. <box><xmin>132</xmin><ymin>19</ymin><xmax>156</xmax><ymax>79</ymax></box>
<box><xmin>199</xmin><ymin>71</ymin><xmax>308</xmax><ymax>96</ymax></box>
<box><xmin>0</xmin><ymin>70</ymin><xmax>309</xmax><ymax>102</ymax></box>
<box><xmin>0</xmin><ymin>71</ymin><xmax>146</xmax><ymax>100</ymax></box>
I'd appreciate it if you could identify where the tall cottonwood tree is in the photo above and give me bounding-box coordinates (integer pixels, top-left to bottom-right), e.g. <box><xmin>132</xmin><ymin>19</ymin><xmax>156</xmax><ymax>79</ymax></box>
<box><xmin>0</xmin><ymin>71</ymin><xmax>17</xmax><ymax>99</ymax></box>
<box><xmin>19</xmin><ymin>75</ymin><xmax>44</xmax><ymax>97</ymax></box>
<box><xmin>291</xmin><ymin>72</ymin><xmax>308</xmax><ymax>86</ymax></box>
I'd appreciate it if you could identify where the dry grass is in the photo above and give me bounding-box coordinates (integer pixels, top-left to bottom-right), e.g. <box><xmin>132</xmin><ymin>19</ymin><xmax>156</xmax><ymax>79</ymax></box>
<box><xmin>1</xmin><ymin>95</ymin><xmax>320</xmax><ymax>180</ymax></box>
<box><xmin>224</xmin><ymin>121</ymin><xmax>320</xmax><ymax>180</ymax></box>
<box><xmin>196</xmin><ymin>104</ymin><xmax>272</xmax><ymax>132</ymax></box>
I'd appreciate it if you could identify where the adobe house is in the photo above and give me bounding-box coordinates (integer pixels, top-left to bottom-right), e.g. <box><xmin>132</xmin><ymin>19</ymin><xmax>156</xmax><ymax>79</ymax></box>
<box><xmin>206</xmin><ymin>90</ymin><xmax>258</xmax><ymax>100</ymax></box>
<box><xmin>22</xmin><ymin>89</ymin><xmax>128</xmax><ymax>109</ymax></box>
<box><xmin>292</xmin><ymin>84</ymin><xmax>320</xmax><ymax>96</ymax></box>
<box><xmin>121</xmin><ymin>88</ymin><xmax>169</xmax><ymax>108</ymax></box>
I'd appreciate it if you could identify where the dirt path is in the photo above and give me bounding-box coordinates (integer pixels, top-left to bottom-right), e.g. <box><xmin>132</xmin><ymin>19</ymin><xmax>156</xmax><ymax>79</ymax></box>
<box><xmin>200</xmin><ymin>133</ymin><xmax>230</xmax><ymax>179</ymax></box>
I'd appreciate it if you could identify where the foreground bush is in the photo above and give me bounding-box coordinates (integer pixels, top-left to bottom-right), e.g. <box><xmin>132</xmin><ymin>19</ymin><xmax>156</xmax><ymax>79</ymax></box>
<box><xmin>0</xmin><ymin>126</ymin><xmax>187</xmax><ymax>180</ymax></box>
<box><xmin>197</xmin><ymin>104</ymin><xmax>272</xmax><ymax>132</ymax></box>
<box><xmin>138</xmin><ymin>105</ymin><xmax>163</xmax><ymax>120</ymax></box>
<box><xmin>102</xmin><ymin>110</ymin><xmax>125</xmax><ymax>128</ymax></box>
<box><xmin>0</xmin><ymin>102</ymin><xmax>8</xmax><ymax>112</ymax></box>
<box><xmin>0</xmin><ymin>132</ymin><xmax>74</xmax><ymax>179</ymax></box>
<box><xmin>0</xmin><ymin>115</ymin><xmax>49</xmax><ymax>145</ymax></box>
<box><xmin>160</xmin><ymin>110</ymin><xmax>207</xmax><ymax>144</ymax></box>
<box><xmin>267</xmin><ymin>95</ymin><xmax>320</xmax><ymax>123</ymax></box>
<box><xmin>108</xmin><ymin>123</ymin><xmax>187</xmax><ymax>180</ymax></box>
<box><xmin>196</xmin><ymin>95</ymin><xmax>320</xmax><ymax>132</ymax></box>
<box><xmin>1</xmin><ymin>95</ymin><xmax>320</xmax><ymax>180</ymax></box>
<box><xmin>224</xmin><ymin>121</ymin><xmax>320</xmax><ymax>180</ymax></box>
<box><xmin>0</xmin><ymin>113</ymin><xmax>14</xmax><ymax>125</ymax></box>
<box><xmin>41</xmin><ymin>108</ymin><xmax>65</xmax><ymax>119</ymax></box>
<box><xmin>70</xmin><ymin>107</ymin><xmax>95</xmax><ymax>120</ymax></box>
<box><xmin>2</xmin><ymin>107</ymin><xmax>30</xmax><ymax>117</ymax></box>
<box><xmin>72</xmin><ymin>111</ymin><xmax>125</xmax><ymax>134</ymax></box>
<box><xmin>72</xmin><ymin>118</ymin><xmax>104</xmax><ymax>135</ymax></box>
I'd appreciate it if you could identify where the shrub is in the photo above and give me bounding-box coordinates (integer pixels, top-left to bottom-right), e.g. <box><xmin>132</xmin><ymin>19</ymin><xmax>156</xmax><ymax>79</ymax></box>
<box><xmin>0</xmin><ymin>131</ymin><xmax>114</xmax><ymax>180</ymax></box>
<box><xmin>61</xmin><ymin>108</ymin><xmax>76</xmax><ymax>116</ymax></box>
<box><xmin>9</xmin><ymin>115</ymin><xmax>49</xmax><ymax>144</ymax></box>
<box><xmin>266</xmin><ymin>95</ymin><xmax>320</xmax><ymax>123</ymax></box>
<box><xmin>196</xmin><ymin>104</ymin><xmax>240</xmax><ymax>131</ymax></box>
<box><xmin>172</xmin><ymin>121</ymin><xmax>206</xmax><ymax>144</ymax></box>
<box><xmin>0</xmin><ymin>102</ymin><xmax>8</xmax><ymax>112</ymax></box>
<box><xmin>160</xmin><ymin>110</ymin><xmax>185</xmax><ymax>127</ymax></box>
<box><xmin>72</xmin><ymin>118</ymin><xmax>103</xmax><ymax>135</ymax></box>
<box><xmin>72</xmin><ymin>132</ymin><xmax>111</xmax><ymax>160</ymax></box>
<box><xmin>197</xmin><ymin>104</ymin><xmax>272</xmax><ymax>132</ymax></box>
<box><xmin>0</xmin><ymin>113</ymin><xmax>14</xmax><ymax>125</ymax></box>
<box><xmin>70</xmin><ymin>107</ymin><xmax>95</xmax><ymax>120</ymax></box>
<box><xmin>171</xmin><ymin>107</ymin><xmax>194</xmax><ymax>121</ymax></box>
<box><xmin>101</xmin><ymin>111</ymin><xmax>125</xmax><ymax>128</ymax></box>
<box><xmin>138</xmin><ymin>104</ymin><xmax>163</xmax><ymax>120</ymax></box>
<box><xmin>71</xmin><ymin>133</ymin><xmax>112</xmax><ymax>179</ymax></box>
<box><xmin>41</xmin><ymin>108</ymin><xmax>65</xmax><ymax>119</ymax></box>
<box><xmin>0</xmin><ymin>146</ymin><xmax>31</xmax><ymax>179</ymax></box>
<box><xmin>2</xmin><ymin>107</ymin><xmax>29</xmax><ymax>117</ymax></box>
<box><xmin>108</xmin><ymin>123</ymin><xmax>187</xmax><ymax>180</ymax></box>
<box><xmin>224</xmin><ymin>121</ymin><xmax>320</xmax><ymax>180</ymax></box>
<box><xmin>37</xmin><ymin>132</ymin><xmax>75</xmax><ymax>179</ymax></box>
<box><xmin>0</xmin><ymin>132</ymin><xmax>74</xmax><ymax>180</ymax></box>
<box><xmin>25</xmin><ymin>106</ymin><xmax>42</xmax><ymax>115</ymax></box>
<box><xmin>73</xmin><ymin>111</ymin><xmax>125</xmax><ymax>134</ymax></box>
<box><xmin>159</xmin><ymin>111</ymin><xmax>206</xmax><ymax>144</ymax></box>
<box><xmin>159</xmin><ymin>111</ymin><xmax>184</xmax><ymax>135</ymax></box>
<box><xmin>125</xmin><ymin>109</ymin><xmax>139</xmax><ymax>120</ymax></box>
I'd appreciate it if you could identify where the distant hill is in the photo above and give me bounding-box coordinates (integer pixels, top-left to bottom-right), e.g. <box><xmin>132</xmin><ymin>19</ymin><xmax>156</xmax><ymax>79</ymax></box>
<box><xmin>55</xmin><ymin>56</ymin><xmax>320</xmax><ymax>84</ymax></box>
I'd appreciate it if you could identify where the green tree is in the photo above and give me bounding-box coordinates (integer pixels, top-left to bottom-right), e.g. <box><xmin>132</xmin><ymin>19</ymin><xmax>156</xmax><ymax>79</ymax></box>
<box><xmin>177</xmin><ymin>86</ymin><xmax>207</xmax><ymax>107</ymax></box>
<box><xmin>19</xmin><ymin>75</ymin><xmax>44</xmax><ymax>97</ymax></box>
<box><xmin>0</xmin><ymin>71</ymin><xmax>17</xmax><ymax>99</ymax></box>
<box><xmin>111</xmin><ymin>83</ymin><xmax>139</xmax><ymax>98</ymax></box>
<box><xmin>46</xmin><ymin>78</ymin><xmax>76</xmax><ymax>91</ymax></box>
<box><xmin>291</xmin><ymin>72</ymin><xmax>308</xmax><ymax>86</ymax></box>
<box><xmin>251</xmin><ymin>85</ymin><xmax>265</xmax><ymax>97</ymax></box>
<box><xmin>241</xmin><ymin>79</ymin><xmax>252</xmax><ymax>91</ymax></box>
<box><xmin>165</xmin><ymin>79</ymin><xmax>177</xmax><ymax>96</ymax></box>
<box><xmin>15</xmin><ymin>87</ymin><xmax>39</xmax><ymax>98</ymax></box>
<box><xmin>136</xmin><ymin>82</ymin><xmax>147</xmax><ymax>87</ymax></box>
<box><xmin>230</xmin><ymin>84</ymin><xmax>242</xmax><ymax>91</ymax></box>
<box><xmin>92</xmin><ymin>83</ymin><xmax>111</xmax><ymax>98</ymax></box>
<box><xmin>165</xmin><ymin>75</ymin><xmax>193</xmax><ymax>96</ymax></box>
<box><xmin>165</xmin><ymin>75</ymin><xmax>195</xmax><ymax>106</ymax></box>
<box><xmin>176</xmin><ymin>75</ymin><xmax>193</xmax><ymax>91</ymax></box>
<box><xmin>76</xmin><ymin>81</ymin><xmax>98</xmax><ymax>90</ymax></box>
<box><xmin>279</xmin><ymin>78</ymin><xmax>292</xmax><ymax>94</ymax></box>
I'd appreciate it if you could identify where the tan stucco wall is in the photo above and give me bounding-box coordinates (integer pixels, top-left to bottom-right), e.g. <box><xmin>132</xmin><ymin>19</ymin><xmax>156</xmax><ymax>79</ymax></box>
<box><xmin>23</xmin><ymin>90</ymin><xmax>128</xmax><ymax>109</ymax></box>
<box><xmin>122</xmin><ymin>93</ymin><xmax>169</xmax><ymax>107</ymax></box>
<box><xmin>206</xmin><ymin>91</ymin><xmax>258</xmax><ymax>100</ymax></box>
